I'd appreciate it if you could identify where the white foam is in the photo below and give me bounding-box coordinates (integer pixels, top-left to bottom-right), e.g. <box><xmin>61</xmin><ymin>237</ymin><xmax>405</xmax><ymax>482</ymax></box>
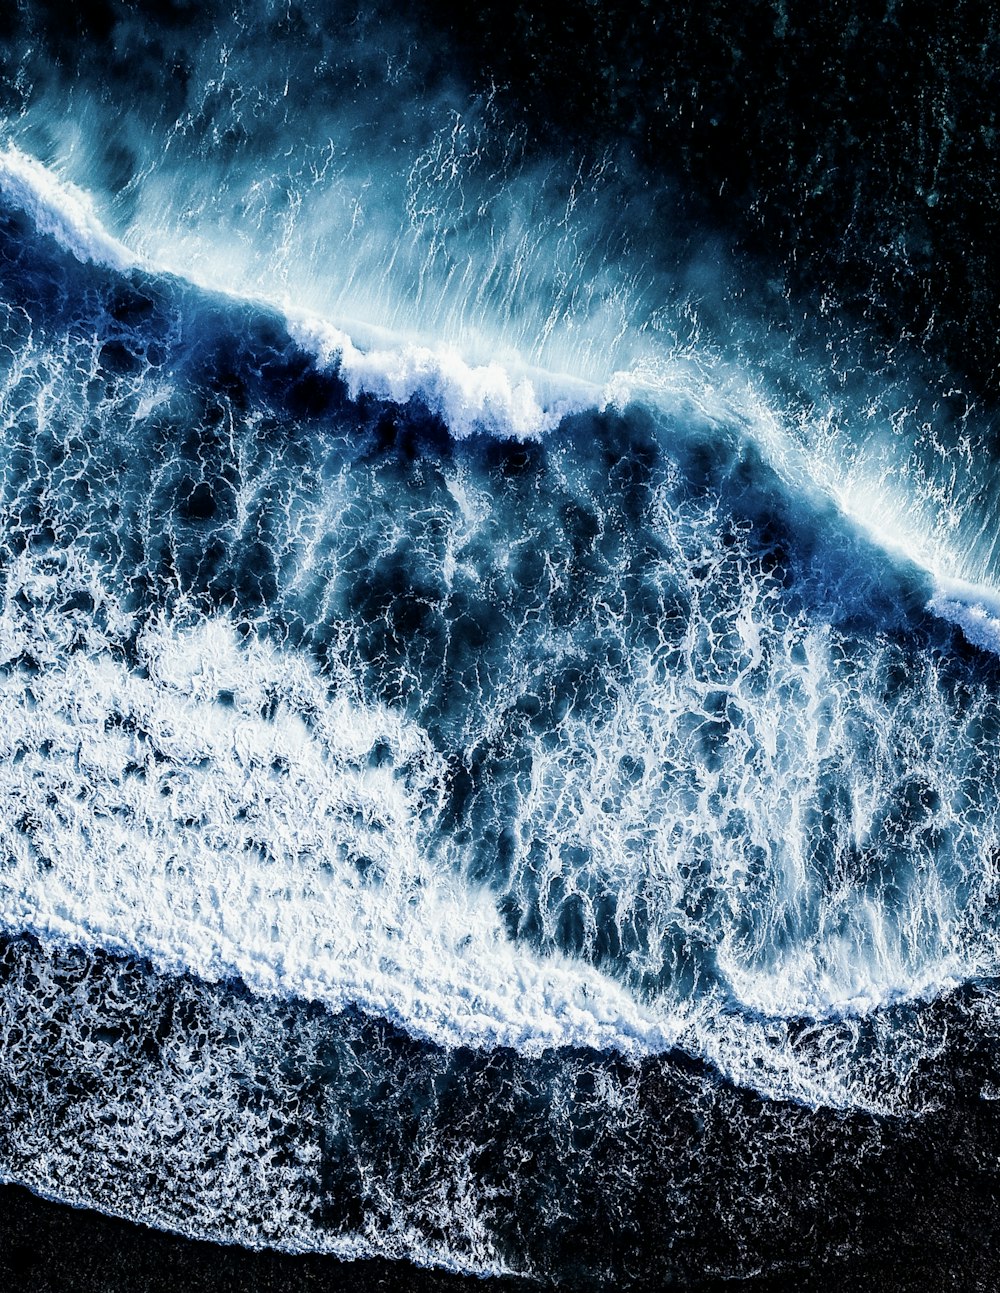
<box><xmin>0</xmin><ymin>579</ymin><xmax>678</xmax><ymax>1061</ymax></box>
<box><xmin>0</xmin><ymin>553</ymin><xmax>988</xmax><ymax>1114</ymax></box>
<box><xmin>929</xmin><ymin>575</ymin><xmax>1000</xmax><ymax>656</ymax></box>
<box><xmin>286</xmin><ymin>311</ymin><xmax>601</xmax><ymax>440</ymax></box>
<box><xmin>0</xmin><ymin>145</ymin><xmax>140</xmax><ymax>273</ymax></box>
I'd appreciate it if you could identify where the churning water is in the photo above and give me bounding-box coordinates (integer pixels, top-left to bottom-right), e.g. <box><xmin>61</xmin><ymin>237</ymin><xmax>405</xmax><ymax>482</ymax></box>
<box><xmin>2</xmin><ymin>2</ymin><xmax>1000</xmax><ymax>1284</ymax></box>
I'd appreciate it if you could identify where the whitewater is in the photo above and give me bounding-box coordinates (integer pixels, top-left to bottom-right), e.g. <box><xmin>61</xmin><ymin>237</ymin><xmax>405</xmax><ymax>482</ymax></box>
<box><xmin>3</xmin><ymin>81</ymin><xmax>1000</xmax><ymax>1279</ymax></box>
<box><xmin>2</xmin><ymin>137</ymin><xmax>1000</xmax><ymax>1077</ymax></box>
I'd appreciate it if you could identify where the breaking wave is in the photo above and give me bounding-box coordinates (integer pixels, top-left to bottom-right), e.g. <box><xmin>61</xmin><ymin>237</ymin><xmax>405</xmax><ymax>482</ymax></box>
<box><xmin>3</xmin><ymin>22</ymin><xmax>1000</xmax><ymax>1274</ymax></box>
<box><xmin>2</xmin><ymin>146</ymin><xmax>1000</xmax><ymax>1094</ymax></box>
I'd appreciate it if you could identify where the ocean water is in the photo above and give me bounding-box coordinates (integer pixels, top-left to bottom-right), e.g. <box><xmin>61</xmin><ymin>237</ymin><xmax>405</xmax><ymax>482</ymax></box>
<box><xmin>1</xmin><ymin>2</ymin><xmax>999</xmax><ymax>1286</ymax></box>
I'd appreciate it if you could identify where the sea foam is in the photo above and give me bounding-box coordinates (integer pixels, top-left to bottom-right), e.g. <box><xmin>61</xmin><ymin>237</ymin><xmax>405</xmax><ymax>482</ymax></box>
<box><xmin>0</xmin><ymin>547</ymin><xmax>986</xmax><ymax>1115</ymax></box>
<box><xmin>0</xmin><ymin>145</ymin><xmax>139</xmax><ymax>273</ymax></box>
<box><xmin>0</xmin><ymin>143</ymin><xmax>602</xmax><ymax>441</ymax></box>
<box><xmin>929</xmin><ymin>576</ymin><xmax>1000</xmax><ymax>657</ymax></box>
<box><xmin>2</xmin><ymin>141</ymin><xmax>1000</xmax><ymax>1120</ymax></box>
<box><xmin>0</xmin><ymin>574</ymin><xmax>676</xmax><ymax>1060</ymax></box>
